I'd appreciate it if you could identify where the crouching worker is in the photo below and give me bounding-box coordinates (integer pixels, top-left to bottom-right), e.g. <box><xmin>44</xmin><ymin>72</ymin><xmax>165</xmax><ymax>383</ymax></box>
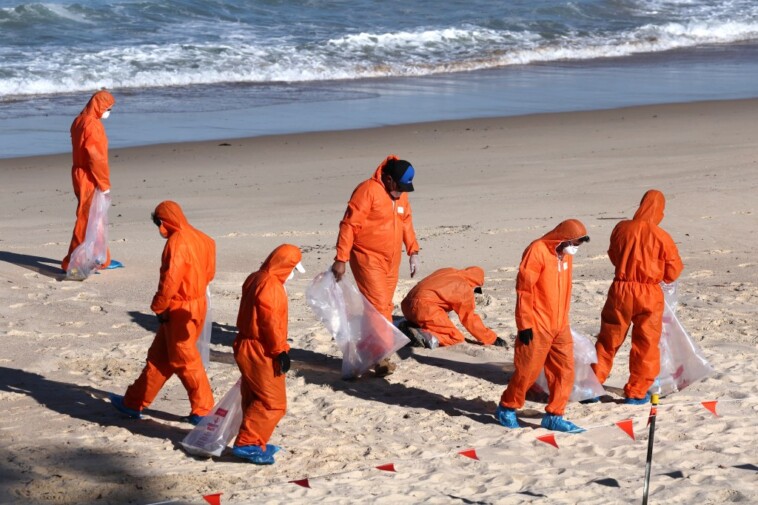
<box><xmin>110</xmin><ymin>201</ymin><xmax>216</xmax><ymax>424</ymax></box>
<box><xmin>232</xmin><ymin>244</ymin><xmax>305</xmax><ymax>465</ymax></box>
<box><xmin>400</xmin><ymin>266</ymin><xmax>507</xmax><ymax>348</ymax></box>
<box><xmin>496</xmin><ymin>219</ymin><xmax>589</xmax><ymax>433</ymax></box>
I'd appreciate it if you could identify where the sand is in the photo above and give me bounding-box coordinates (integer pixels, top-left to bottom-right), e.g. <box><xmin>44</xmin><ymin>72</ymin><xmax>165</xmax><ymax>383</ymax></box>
<box><xmin>0</xmin><ymin>99</ymin><xmax>756</xmax><ymax>504</ymax></box>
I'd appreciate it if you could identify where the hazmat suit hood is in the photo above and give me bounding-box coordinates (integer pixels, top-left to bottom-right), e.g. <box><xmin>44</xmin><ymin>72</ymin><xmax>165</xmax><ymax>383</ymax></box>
<box><xmin>540</xmin><ymin>219</ymin><xmax>589</xmax><ymax>249</ymax></box>
<box><xmin>633</xmin><ymin>189</ymin><xmax>665</xmax><ymax>225</ymax></box>
<box><xmin>371</xmin><ymin>154</ymin><xmax>400</xmax><ymax>187</ymax></box>
<box><xmin>153</xmin><ymin>201</ymin><xmax>189</xmax><ymax>237</ymax></box>
<box><xmin>460</xmin><ymin>266</ymin><xmax>486</xmax><ymax>288</ymax></box>
<box><xmin>260</xmin><ymin>244</ymin><xmax>303</xmax><ymax>283</ymax></box>
<box><xmin>80</xmin><ymin>90</ymin><xmax>115</xmax><ymax>119</ymax></box>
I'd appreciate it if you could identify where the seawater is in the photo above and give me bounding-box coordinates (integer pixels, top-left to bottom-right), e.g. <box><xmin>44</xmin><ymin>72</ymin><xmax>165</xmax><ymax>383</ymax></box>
<box><xmin>1</xmin><ymin>0</ymin><xmax>757</xmax><ymax>157</ymax></box>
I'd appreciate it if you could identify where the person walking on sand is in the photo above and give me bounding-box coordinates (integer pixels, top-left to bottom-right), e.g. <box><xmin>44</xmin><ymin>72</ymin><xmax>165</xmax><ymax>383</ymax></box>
<box><xmin>62</xmin><ymin>90</ymin><xmax>123</xmax><ymax>272</ymax></box>
<box><xmin>331</xmin><ymin>155</ymin><xmax>420</xmax><ymax>377</ymax></box>
<box><xmin>591</xmin><ymin>190</ymin><xmax>683</xmax><ymax>404</ymax></box>
<box><xmin>110</xmin><ymin>201</ymin><xmax>216</xmax><ymax>424</ymax></box>
<box><xmin>496</xmin><ymin>219</ymin><xmax>589</xmax><ymax>433</ymax></box>
<box><xmin>400</xmin><ymin>266</ymin><xmax>507</xmax><ymax>348</ymax></box>
<box><xmin>231</xmin><ymin>244</ymin><xmax>305</xmax><ymax>465</ymax></box>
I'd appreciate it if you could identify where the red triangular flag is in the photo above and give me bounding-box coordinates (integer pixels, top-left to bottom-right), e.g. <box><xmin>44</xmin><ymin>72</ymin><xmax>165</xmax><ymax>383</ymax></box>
<box><xmin>702</xmin><ymin>401</ymin><xmax>718</xmax><ymax>416</ymax></box>
<box><xmin>290</xmin><ymin>479</ymin><xmax>311</xmax><ymax>488</ymax></box>
<box><xmin>203</xmin><ymin>493</ymin><xmax>222</xmax><ymax>505</ymax></box>
<box><xmin>458</xmin><ymin>449</ymin><xmax>479</xmax><ymax>460</ymax></box>
<box><xmin>376</xmin><ymin>463</ymin><xmax>396</xmax><ymax>472</ymax></box>
<box><xmin>615</xmin><ymin>419</ymin><xmax>635</xmax><ymax>440</ymax></box>
<box><xmin>646</xmin><ymin>406</ymin><xmax>657</xmax><ymax>427</ymax></box>
<box><xmin>537</xmin><ymin>434</ymin><xmax>559</xmax><ymax>449</ymax></box>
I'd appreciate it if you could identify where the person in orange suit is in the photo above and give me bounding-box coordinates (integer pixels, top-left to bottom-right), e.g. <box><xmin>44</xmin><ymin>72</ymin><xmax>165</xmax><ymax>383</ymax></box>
<box><xmin>331</xmin><ymin>155</ymin><xmax>420</xmax><ymax>376</ymax></box>
<box><xmin>62</xmin><ymin>90</ymin><xmax>122</xmax><ymax>272</ymax></box>
<box><xmin>231</xmin><ymin>244</ymin><xmax>305</xmax><ymax>465</ymax></box>
<box><xmin>592</xmin><ymin>190</ymin><xmax>683</xmax><ymax>404</ymax></box>
<box><xmin>110</xmin><ymin>201</ymin><xmax>216</xmax><ymax>424</ymax></box>
<box><xmin>401</xmin><ymin>266</ymin><xmax>507</xmax><ymax>348</ymax></box>
<box><xmin>496</xmin><ymin>219</ymin><xmax>589</xmax><ymax>433</ymax></box>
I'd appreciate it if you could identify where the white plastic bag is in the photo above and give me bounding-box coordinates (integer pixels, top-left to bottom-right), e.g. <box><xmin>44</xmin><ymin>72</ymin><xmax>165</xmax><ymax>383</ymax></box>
<box><xmin>306</xmin><ymin>270</ymin><xmax>410</xmax><ymax>378</ymax></box>
<box><xmin>180</xmin><ymin>379</ymin><xmax>243</xmax><ymax>458</ymax></box>
<box><xmin>656</xmin><ymin>282</ymin><xmax>714</xmax><ymax>396</ymax></box>
<box><xmin>197</xmin><ymin>285</ymin><xmax>212</xmax><ymax>369</ymax></box>
<box><xmin>532</xmin><ymin>328</ymin><xmax>606</xmax><ymax>402</ymax></box>
<box><xmin>66</xmin><ymin>189</ymin><xmax>110</xmax><ymax>280</ymax></box>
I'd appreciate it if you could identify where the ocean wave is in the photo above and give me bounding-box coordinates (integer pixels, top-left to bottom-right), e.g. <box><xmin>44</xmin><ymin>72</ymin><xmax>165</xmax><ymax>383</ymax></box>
<box><xmin>1</xmin><ymin>19</ymin><xmax>758</xmax><ymax>98</ymax></box>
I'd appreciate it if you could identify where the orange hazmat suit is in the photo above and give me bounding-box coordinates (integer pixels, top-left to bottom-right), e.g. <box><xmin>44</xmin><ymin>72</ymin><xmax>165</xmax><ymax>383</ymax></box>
<box><xmin>401</xmin><ymin>267</ymin><xmax>497</xmax><ymax>346</ymax></box>
<box><xmin>234</xmin><ymin>244</ymin><xmax>302</xmax><ymax>448</ymax></box>
<box><xmin>500</xmin><ymin>219</ymin><xmax>588</xmax><ymax>416</ymax></box>
<box><xmin>123</xmin><ymin>201</ymin><xmax>216</xmax><ymax>416</ymax></box>
<box><xmin>62</xmin><ymin>90</ymin><xmax>115</xmax><ymax>271</ymax></box>
<box><xmin>335</xmin><ymin>155</ymin><xmax>419</xmax><ymax>321</ymax></box>
<box><xmin>593</xmin><ymin>190</ymin><xmax>683</xmax><ymax>399</ymax></box>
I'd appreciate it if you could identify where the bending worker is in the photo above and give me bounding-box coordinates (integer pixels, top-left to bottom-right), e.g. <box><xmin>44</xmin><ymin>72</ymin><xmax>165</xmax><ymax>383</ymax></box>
<box><xmin>110</xmin><ymin>201</ymin><xmax>216</xmax><ymax>424</ymax></box>
<box><xmin>496</xmin><ymin>219</ymin><xmax>589</xmax><ymax>433</ymax></box>
<box><xmin>331</xmin><ymin>155</ymin><xmax>420</xmax><ymax>377</ymax></box>
<box><xmin>401</xmin><ymin>266</ymin><xmax>507</xmax><ymax>348</ymax></box>
<box><xmin>232</xmin><ymin>244</ymin><xmax>305</xmax><ymax>465</ymax></box>
<box><xmin>592</xmin><ymin>190</ymin><xmax>683</xmax><ymax>404</ymax></box>
<box><xmin>62</xmin><ymin>90</ymin><xmax>122</xmax><ymax>272</ymax></box>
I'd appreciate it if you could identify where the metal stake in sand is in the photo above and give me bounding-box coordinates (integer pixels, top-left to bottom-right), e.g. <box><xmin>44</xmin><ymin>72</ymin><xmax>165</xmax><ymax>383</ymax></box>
<box><xmin>641</xmin><ymin>391</ymin><xmax>660</xmax><ymax>505</ymax></box>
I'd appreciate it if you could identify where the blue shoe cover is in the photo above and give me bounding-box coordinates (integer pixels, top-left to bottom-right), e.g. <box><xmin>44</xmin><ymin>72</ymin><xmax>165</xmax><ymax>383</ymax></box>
<box><xmin>180</xmin><ymin>413</ymin><xmax>204</xmax><ymax>425</ymax></box>
<box><xmin>232</xmin><ymin>444</ymin><xmax>275</xmax><ymax>465</ymax></box>
<box><xmin>495</xmin><ymin>406</ymin><xmax>521</xmax><ymax>429</ymax></box>
<box><xmin>541</xmin><ymin>414</ymin><xmax>585</xmax><ymax>433</ymax></box>
<box><xmin>109</xmin><ymin>393</ymin><xmax>142</xmax><ymax>419</ymax></box>
<box><xmin>266</xmin><ymin>444</ymin><xmax>281</xmax><ymax>455</ymax></box>
<box><xmin>624</xmin><ymin>392</ymin><xmax>651</xmax><ymax>405</ymax></box>
<box><xmin>105</xmin><ymin>260</ymin><xmax>124</xmax><ymax>270</ymax></box>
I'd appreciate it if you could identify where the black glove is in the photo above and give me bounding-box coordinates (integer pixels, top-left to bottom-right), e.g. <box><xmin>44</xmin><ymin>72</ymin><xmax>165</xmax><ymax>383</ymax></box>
<box><xmin>275</xmin><ymin>352</ymin><xmax>291</xmax><ymax>376</ymax></box>
<box><xmin>493</xmin><ymin>336</ymin><xmax>508</xmax><ymax>348</ymax></box>
<box><xmin>518</xmin><ymin>328</ymin><xmax>533</xmax><ymax>346</ymax></box>
<box><xmin>156</xmin><ymin>311</ymin><xmax>169</xmax><ymax>324</ymax></box>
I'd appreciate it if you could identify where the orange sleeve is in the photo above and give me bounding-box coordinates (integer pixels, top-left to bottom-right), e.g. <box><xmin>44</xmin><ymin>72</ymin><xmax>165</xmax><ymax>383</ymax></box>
<box><xmin>455</xmin><ymin>292</ymin><xmax>497</xmax><ymax>344</ymax></box>
<box><xmin>151</xmin><ymin>238</ymin><xmax>188</xmax><ymax>314</ymax></box>
<box><xmin>607</xmin><ymin>222</ymin><xmax>623</xmax><ymax>267</ymax></box>
<box><xmin>206</xmin><ymin>236</ymin><xmax>216</xmax><ymax>285</ymax></box>
<box><xmin>84</xmin><ymin>122</ymin><xmax>111</xmax><ymax>191</ymax></box>
<box><xmin>256</xmin><ymin>280</ymin><xmax>290</xmax><ymax>356</ymax></box>
<box><xmin>514</xmin><ymin>245</ymin><xmax>543</xmax><ymax>331</ymax></box>
<box><xmin>402</xmin><ymin>198</ymin><xmax>420</xmax><ymax>256</ymax></box>
<box><xmin>335</xmin><ymin>184</ymin><xmax>372</xmax><ymax>262</ymax></box>
<box><xmin>661</xmin><ymin>231</ymin><xmax>683</xmax><ymax>283</ymax></box>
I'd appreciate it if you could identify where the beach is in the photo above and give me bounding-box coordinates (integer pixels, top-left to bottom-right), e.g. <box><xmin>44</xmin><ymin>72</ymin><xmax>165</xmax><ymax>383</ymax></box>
<box><xmin>1</xmin><ymin>98</ymin><xmax>756</xmax><ymax>504</ymax></box>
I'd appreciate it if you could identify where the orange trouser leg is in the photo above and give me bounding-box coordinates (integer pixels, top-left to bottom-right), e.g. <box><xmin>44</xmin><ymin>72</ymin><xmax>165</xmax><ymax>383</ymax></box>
<box><xmin>167</xmin><ymin>300</ymin><xmax>214</xmax><ymax>415</ymax></box>
<box><xmin>350</xmin><ymin>256</ymin><xmax>398</xmax><ymax>321</ymax></box>
<box><xmin>625</xmin><ymin>287</ymin><xmax>663</xmax><ymax>399</ymax></box>
<box><xmin>124</xmin><ymin>324</ymin><xmax>173</xmax><ymax>411</ymax></box>
<box><xmin>403</xmin><ymin>298</ymin><xmax>464</xmax><ymax>346</ymax></box>
<box><xmin>124</xmin><ymin>301</ymin><xmax>213</xmax><ymax>415</ymax></box>
<box><xmin>234</xmin><ymin>339</ymin><xmax>286</xmax><ymax>448</ymax></box>
<box><xmin>62</xmin><ymin>169</ymin><xmax>111</xmax><ymax>271</ymax></box>
<box><xmin>592</xmin><ymin>282</ymin><xmax>633</xmax><ymax>384</ymax></box>
<box><xmin>500</xmin><ymin>330</ymin><xmax>553</xmax><ymax>410</ymax></box>
<box><xmin>543</xmin><ymin>327</ymin><xmax>574</xmax><ymax>416</ymax></box>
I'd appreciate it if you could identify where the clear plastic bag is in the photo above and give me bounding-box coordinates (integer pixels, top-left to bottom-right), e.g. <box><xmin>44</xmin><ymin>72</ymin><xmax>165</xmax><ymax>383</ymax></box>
<box><xmin>657</xmin><ymin>282</ymin><xmax>714</xmax><ymax>396</ymax></box>
<box><xmin>66</xmin><ymin>190</ymin><xmax>110</xmax><ymax>280</ymax></box>
<box><xmin>180</xmin><ymin>379</ymin><xmax>243</xmax><ymax>458</ymax></box>
<box><xmin>197</xmin><ymin>286</ymin><xmax>212</xmax><ymax>369</ymax></box>
<box><xmin>306</xmin><ymin>270</ymin><xmax>410</xmax><ymax>378</ymax></box>
<box><xmin>532</xmin><ymin>328</ymin><xmax>606</xmax><ymax>402</ymax></box>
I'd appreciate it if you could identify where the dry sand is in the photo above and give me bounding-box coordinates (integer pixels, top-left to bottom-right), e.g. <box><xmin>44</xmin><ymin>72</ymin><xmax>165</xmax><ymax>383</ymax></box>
<box><xmin>1</xmin><ymin>99</ymin><xmax>756</xmax><ymax>504</ymax></box>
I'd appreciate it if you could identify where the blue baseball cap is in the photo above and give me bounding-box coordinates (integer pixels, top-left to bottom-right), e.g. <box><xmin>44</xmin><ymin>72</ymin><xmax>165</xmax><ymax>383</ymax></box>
<box><xmin>386</xmin><ymin>159</ymin><xmax>415</xmax><ymax>192</ymax></box>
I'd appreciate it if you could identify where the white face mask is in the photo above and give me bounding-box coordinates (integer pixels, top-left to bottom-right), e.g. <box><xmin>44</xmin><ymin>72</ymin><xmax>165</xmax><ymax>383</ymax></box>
<box><xmin>101</xmin><ymin>110</ymin><xmax>111</xmax><ymax>119</ymax></box>
<box><xmin>563</xmin><ymin>244</ymin><xmax>579</xmax><ymax>256</ymax></box>
<box><xmin>286</xmin><ymin>261</ymin><xmax>306</xmax><ymax>282</ymax></box>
